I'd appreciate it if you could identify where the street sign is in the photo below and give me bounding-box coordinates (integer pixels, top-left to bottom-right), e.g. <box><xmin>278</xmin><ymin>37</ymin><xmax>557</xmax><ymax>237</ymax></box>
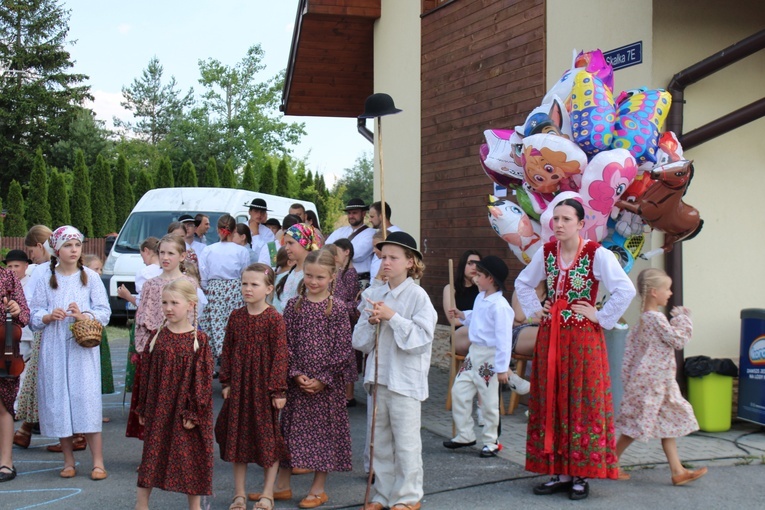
<box><xmin>604</xmin><ymin>42</ymin><xmax>643</xmax><ymax>71</ymax></box>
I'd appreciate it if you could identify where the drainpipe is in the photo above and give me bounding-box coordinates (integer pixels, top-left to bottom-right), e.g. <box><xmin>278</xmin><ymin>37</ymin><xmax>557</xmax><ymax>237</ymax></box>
<box><xmin>358</xmin><ymin>118</ymin><xmax>374</xmax><ymax>144</ymax></box>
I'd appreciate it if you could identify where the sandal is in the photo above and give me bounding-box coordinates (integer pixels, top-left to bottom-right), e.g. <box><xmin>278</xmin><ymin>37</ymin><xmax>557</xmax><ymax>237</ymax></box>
<box><xmin>13</xmin><ymin>425</ymin><xmax>31</xmax><ymax>449</ymax></box>
<box><xmin>91</xmin><ymin>466</ymin><xmax>108</xmax><ymax>481</ymax></box>
<box><xmin>253</xmin><ymin>496</ymin><xmax>274</xmax><ymax>510</ymax></box>
<box><xmin>228</xmin><ymin>495</ymin><xmax>247</xmax><ymax>510</ymax></box>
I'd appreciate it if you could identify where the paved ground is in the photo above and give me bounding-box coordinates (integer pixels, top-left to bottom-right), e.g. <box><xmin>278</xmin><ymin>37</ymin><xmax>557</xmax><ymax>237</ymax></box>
<box><xmin>3</xmin><ymin>331</ymin><xmax>764</xmax><ymax>509</ymax></box>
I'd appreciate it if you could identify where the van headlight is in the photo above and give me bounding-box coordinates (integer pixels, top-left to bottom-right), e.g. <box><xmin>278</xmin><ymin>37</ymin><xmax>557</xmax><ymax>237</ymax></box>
<box><xmin>104</xmin><ymin>253</ymin><xmax>116</xmax><ymax>274</ymax></box>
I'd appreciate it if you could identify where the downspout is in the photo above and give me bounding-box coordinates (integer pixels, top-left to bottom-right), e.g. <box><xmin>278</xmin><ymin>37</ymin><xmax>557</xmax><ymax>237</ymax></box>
<box><xmin>665</xmin><ymin>29</ymin><xmax>765</xmax><ymax>390</ymax></box>
<box><xmin>358</xmin><ymin>118</ymin><xmax>374</xmax><ymax>143</ymax></box>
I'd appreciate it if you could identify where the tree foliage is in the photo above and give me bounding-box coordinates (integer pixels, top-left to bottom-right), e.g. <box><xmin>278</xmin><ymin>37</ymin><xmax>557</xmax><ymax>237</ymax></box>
<box><xmin>70</xmin><ymin>149</ymin><xmax>92</xmax><ymax>236</ymax></box>
<box><xmin>276</xmin><ymin>158</ymin><xmax>290</xmax><ymax>197</ymax></box>
<box><xmin>220</xmin><ymin>159</ymin><xmax>236</xmax><ymax>188</ymax></box>
<box><xmin>0</xmin><ymin>0</ymin><xmax>91</xmax><ymax>190</ymax></box>
<box><xmin>91</xmin><ymin>154</ymin><xmax>116</xmax><ymax>236</ymax></box>
<box><xmin>134</xmin><ymin>168</ymin><xmax>153</xmax><ymax>203</ymax></box>
<box><xmin>26</xmin><ymin>148</ymin><xmax>51</xmax><ymax>228</ymax></box>
<box><xmin>336</xmin><ymin>154</ymin><xmax>373</xmax><ymax>205</ymax></box>
<box><xmin>155</xmin><ymin>157</ymin><xmax>174</xmax><ymax>188</ymax></box>
<box><xmin>48</xmin><ymin>167</ymin><xmax>70</xmax><ymax>228</ymax></box>
<box><xmin>115</xmin><ymin>56</ymin><xmax>193</xmax><ymax>145</ymax></box>
<box><xmin>113</xmin><ymin>154</ymin><xmax>134</xmax><ymax>227</ymax></box>
<box><xmin>49</xmin><ymin>108</ymin><xmax>113</xmax><ymax>170</ymax></box>
<box><xmin>241</xmin><ymin>161</ymin><xmax>257</xmax><ymax>191</ymax></box>
<box><xmin>177</xmin><ymin>159</ymin><xmax>198</xmax><ymax>187</ymax></box>
<box><xmin>259</xmin><ymin>161</ymin><xmax>275</xmax><ymax>195</ymax></box>
<box><xmin>5</xmin><ymin>180</ymin><xmax>26</xmax><ymax>237</ymax></box>
<box><xmin>203</xmin><ymin>157</ymin><xmax>219</xmax><ymax>187</ymax></box>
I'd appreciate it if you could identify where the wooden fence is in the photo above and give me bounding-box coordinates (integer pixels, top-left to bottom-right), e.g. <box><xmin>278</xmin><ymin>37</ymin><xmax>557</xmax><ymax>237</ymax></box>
<box><xmin>1</xmin><ymin>237</ymin><xmax>109</xmax><ymax>259</ymax></box>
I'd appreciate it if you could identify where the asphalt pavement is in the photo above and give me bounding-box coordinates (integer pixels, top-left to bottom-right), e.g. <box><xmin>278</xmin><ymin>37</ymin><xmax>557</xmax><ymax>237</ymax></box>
<box><xmin>3</xmin><ymin>332</ymin><xmax>764</xmax><ymax>509</ymax></box>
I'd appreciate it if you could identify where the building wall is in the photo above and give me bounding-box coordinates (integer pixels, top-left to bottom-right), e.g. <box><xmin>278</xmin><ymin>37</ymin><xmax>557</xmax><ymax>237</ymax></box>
<box><xmin>372</xmin><ymin>0</ymin><xmax>422</xmax><ymax>240</ymax></box>
<box><xmin>419</xmin><ymin>0</ymin><xmax>546</xmax><ymax>320</ymax></box>
<box><xmin>547</xmin><ymin>0</ymin><xmax>765</xmax><ymax>358</ymax></box>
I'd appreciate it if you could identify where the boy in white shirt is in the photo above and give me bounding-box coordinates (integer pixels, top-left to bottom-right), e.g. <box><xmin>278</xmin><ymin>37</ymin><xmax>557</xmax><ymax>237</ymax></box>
<box><xmin>445</xmin><ymin>255</ymin><xmax>529</xmax><ymax>457</ymax></box>
<box><xmin>352</xmin><ymin>232</ymin><xmax>437</xmax><ymax>510</ymax></box>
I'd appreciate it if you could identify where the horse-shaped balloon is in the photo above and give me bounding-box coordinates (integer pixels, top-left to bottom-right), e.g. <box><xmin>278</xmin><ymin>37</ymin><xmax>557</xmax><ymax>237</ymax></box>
<box><xmin>616</xmin><ymin>159</ymin><xmax>703</xmax><ymax>259</ymax></box>
<box><xmin>487</xmin><ymin>195</ymin><xmax>542</xmax><ymax>264</ymax></box>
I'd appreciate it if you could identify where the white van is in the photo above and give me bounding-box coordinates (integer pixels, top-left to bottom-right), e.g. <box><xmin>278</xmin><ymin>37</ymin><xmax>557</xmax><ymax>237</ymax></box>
<box><xmin>102</xmin><ymin>187</ymin><xmax>317</xmax><ymax>319</ymax></box>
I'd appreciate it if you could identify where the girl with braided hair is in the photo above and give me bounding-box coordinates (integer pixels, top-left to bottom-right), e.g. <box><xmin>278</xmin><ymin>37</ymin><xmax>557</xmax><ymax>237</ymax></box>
<box><xmin>135</xmin><ymin>279</ymin><xmax>214</xmax><ymax>510</ymax></box>
<box><xmin>30</xmin><ymin>226</ymin><xmax>111</xmax><ymax>480</ymax></box>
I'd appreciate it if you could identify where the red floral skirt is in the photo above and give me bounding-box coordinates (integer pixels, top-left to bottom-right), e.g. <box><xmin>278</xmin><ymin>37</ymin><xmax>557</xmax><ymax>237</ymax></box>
<box><xmin>525</xmin><ymin>320</ymin><xmax>618</xmax><ymax>479</ymax></box>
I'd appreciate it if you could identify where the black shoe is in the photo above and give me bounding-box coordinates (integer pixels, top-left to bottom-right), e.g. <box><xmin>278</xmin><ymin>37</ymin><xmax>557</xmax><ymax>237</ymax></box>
<box><xmin>569</xmin><ymin>478</ymin><xmax>589</xmax><ymax>500</ymax></box>
<box><xmin>533</xmin><ymin>476</ymin><xmax>573</xmax><ymax>495</ymax></box>
<box><xmin>479</xmin><ymin>446</ymin><xmax>499</xmax><ymax>458</ymax></box>
<box><xmin>0</xmin><ymin>465</ymin><xmax>17</xmax><ymax>483</ymax></box>
<box><xmin>442</xmin><ymin>439</ymin><xmax>476</xmax><ymax>449</ymax></box>
<box><xmin>346</xmin><ymin>398</ymin><xmax>357</xmax><ymax>407</ymax></box>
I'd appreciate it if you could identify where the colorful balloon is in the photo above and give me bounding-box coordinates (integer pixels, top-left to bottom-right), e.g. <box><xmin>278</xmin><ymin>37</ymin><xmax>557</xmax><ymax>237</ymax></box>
<box><xmin>487</xmin><ymin>195</ymin><xmax>542</xmax><ymax>265</ymax></box>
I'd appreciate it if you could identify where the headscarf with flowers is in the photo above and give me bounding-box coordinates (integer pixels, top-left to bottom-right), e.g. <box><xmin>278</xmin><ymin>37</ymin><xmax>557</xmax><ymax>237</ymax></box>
<box><xmin>50</xmin><ymin>226</ymin><xmax>84</xmax><ymax>256</ymax></box>
<box><xmin>284</xmin><ymin>223</ymin><xmax>323</xmax><ymax>252</ymax></box>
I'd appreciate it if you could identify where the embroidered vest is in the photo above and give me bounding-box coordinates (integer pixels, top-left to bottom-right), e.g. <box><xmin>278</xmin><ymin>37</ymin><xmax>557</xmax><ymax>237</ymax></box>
<box><xmin>543</xmin><ymin>240</ymin><xmax>600</xmax><ymax>324</ymax></box>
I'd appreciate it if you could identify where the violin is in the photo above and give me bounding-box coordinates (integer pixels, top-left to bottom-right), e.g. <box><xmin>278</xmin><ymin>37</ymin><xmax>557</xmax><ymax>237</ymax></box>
<box><xmin>0</xmin><ymin>289</ymin><xmax>24</xmax><ymax>378</ymax></box>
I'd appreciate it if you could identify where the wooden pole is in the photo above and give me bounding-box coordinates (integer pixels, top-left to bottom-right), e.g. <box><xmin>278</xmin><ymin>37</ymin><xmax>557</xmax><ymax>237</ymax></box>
<box><xmin>377</xmin><ymin>116</ymin><xmax>387</xmax><ymax>241</ymax></box>
<box><xmin>447</xmin><ymin>259</ymin><xmax>457</xmax><ymax>436</ymax></box>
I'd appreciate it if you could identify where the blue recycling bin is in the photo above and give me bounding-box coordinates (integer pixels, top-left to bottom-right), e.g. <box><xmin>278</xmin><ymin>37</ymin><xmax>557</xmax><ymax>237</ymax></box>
<box><xmin>738</xmin><ymin>309</ymin><xmax>765</xmax><ymax>425</ymax></box>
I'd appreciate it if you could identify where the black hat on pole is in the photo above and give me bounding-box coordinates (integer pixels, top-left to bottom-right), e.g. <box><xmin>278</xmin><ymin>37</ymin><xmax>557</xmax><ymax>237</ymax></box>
<box><xmin>358</xmin><ymin>93</ymin><xmax>402</xmax><ymax>118</ymax></box>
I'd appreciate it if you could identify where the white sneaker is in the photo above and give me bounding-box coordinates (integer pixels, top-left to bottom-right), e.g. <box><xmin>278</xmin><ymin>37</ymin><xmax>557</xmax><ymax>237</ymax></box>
<box><xmin>508</xmin><ymin>373</ymin><xmax>530</xmax><ymax>395</ymax></box>
<box><xmin>476</xmin><ymin>407</ymin><xmax>485</xmax><ymax>426</ymax></box>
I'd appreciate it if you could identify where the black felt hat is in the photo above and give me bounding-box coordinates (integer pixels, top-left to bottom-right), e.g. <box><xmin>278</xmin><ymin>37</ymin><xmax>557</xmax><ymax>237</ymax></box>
<box><xmin>358</xmin><ymin>93</ymin><xmax>402</xmax><ymax>119</ymax></box>
<box><xmin>264</xmin><ymin>218</ymin><xmax>281</xmax><ymax>229</ymax></box>
<box><xmin>245</xmin><ymin>198</ymin><xmax>270</xmax><ymax>211</ymax></box>
<box><xmin>344</xmin><ymin>198</ymin><xmax>369</xmax><ymax>211</ymax></box>
<box><xmin>475</xmin><ymin>255</ymin><xmax>509</xmax><ymax>290</ymax></box>
<box><xmin>376</xmin><ymin>231</ymin><xmax>422</xmax><ymax>260</ymax></box>
<box><xmin>4</xmin><ymin>249</ymin><xmax>33</xmax><ymax>265</ymax></box>
<box><xmin>178</xmin><ymin>214</ymin><xmax>195</xmax><ymax>223</ymax></box>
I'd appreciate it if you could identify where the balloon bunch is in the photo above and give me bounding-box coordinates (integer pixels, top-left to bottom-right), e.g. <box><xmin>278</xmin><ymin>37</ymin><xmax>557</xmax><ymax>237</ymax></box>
<box><xmin>480</xmin><ymin>49</ymin><xmax>703</xmax><ymax>271</ymax></box>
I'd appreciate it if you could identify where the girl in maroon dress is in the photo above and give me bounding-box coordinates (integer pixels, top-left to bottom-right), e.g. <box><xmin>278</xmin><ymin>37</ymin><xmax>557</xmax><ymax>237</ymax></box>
<box><xmin>214</xmin><ymin>263</ymin><xmax>290</xmax><ymax>510</ymax></box>
<box><xmin>273</xmin><ymin>249</ymin><xmax>354</xmax><ymax>509</ymax></box>
<box><xmin>135</xmin><ymin>279</ymin><xmax>213</xmax><ymax>510</ymax></box>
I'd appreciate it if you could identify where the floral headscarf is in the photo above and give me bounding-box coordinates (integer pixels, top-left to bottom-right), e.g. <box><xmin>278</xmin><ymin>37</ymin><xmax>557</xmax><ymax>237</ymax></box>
<box><xmin>284</xmin><ymin>223</ymin><xmax>322</xmax><ymax>252</ymax></box>
<box><xmin>50</xmin><ymin>225</ymin><xmax>84</xmax><ymax>256</ymax></box>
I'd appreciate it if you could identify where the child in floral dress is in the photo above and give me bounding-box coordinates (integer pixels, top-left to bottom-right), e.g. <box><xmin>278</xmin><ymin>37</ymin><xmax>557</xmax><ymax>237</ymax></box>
<box><xmin>615</xmin><ymin>268</ymin><xmax>707</xmax><ymax>486</ymax></box>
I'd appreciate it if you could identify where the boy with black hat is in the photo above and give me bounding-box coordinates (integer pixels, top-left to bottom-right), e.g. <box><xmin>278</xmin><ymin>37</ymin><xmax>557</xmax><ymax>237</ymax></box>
<box><xmin>352</xmin><ymin>231</ymin><xmax>437</xmax><ymax>510</ymax></box>
<box><xmin>444</xmin><ymin>255</ymin><xmax>529</xmax><ymax>458</ymax></box>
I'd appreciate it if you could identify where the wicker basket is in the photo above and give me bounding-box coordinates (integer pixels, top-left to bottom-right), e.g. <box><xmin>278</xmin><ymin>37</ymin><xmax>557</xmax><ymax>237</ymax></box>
<box><xmin>70</xmin><ymin>313</ymin><xmax>103</xmax><ymax>348</ymax></box>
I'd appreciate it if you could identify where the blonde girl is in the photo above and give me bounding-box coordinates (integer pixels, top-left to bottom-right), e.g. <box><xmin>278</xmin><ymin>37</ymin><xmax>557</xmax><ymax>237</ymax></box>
<box><xmin>198</xmin><ymin>214</ymin><xmax>249</xmax><ymax>360</ymax></box>
<box><xmin>14</xmin><ymin>225</ymin><xmax>53</xmax><ymax>449</ymax></box>
<box><xmin>615</xmin><ymin>268</ymin><xmax>707</xmax><ymax>485</ymax></box>
<box><xmin>127</xmin><ymin>234</ymin><xmax>200</xmax><ymax>440</ymax></box>
<box><xmin>83</xmin><ymin>254</ymin><xmax>114</xmax><ymax>402</ymax></box>
<box><xmin>135</xmin><ymin>279</ymin><xmax>213</xmax><ymax>510</ymax></box>
<box><xmin>272</xmin><ymin>223</ymin><xmax>322</xmax><ymax>314</ymax></box>
<box><xmin>274</xmin><ymin>249</ymin><xmax>354</xmax><ymax>509</ymax></box>
<box><xmin>30</xmin><ymin>226</ymin><xmax>111</xmax><ymax>480</ymax></box>
<box><xmin>214</xmin><ymin>264</ymin><xmax>290</xmax><ymax>510</ymax></box>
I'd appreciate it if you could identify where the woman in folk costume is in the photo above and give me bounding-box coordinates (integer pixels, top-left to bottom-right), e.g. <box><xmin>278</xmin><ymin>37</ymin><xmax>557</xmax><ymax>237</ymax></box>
<box><xmin>30</xmin><ymin>226</ymin><xmax>112</xmax><ymax>480</ymax></box>
<box><xmin>515</xmin><ymin>199</ymin><xmax>635</xmax><ymax>500</ymax></box>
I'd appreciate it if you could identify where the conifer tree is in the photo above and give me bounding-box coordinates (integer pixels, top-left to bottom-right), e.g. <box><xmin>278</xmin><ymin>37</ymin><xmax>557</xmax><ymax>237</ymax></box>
<box><xmin>5</xmin><ymin>180</ymin><xmax>27</xmax><ymax>237</ymax></box>
<box><xmin>276</xmin><ymin>158</ymin><xmax>290</xmax><ymax>197</ymax></box>
<box><xmin>303</xmin><ymin>170</ymin><xmax>314</xmax><ymax>189</ymax></box>
<box><xmin>134</xmin><ymin>168</ymin><xmax>154</xmax><ymax>202</ymax></box>
<box><xmin>241</xmin><ymin>161</ymin><xmax>257</xmax><ymax>191</ymax></box>
<box><xmin>203</xmin><ymin>157</ymin><xmax>220</xmax><ymax>187</ymax></box>
<box><xmin>113</xmin><ymin>154</ymin><xmax>134</xmax><ymax>227</ymax></box>
<box><xmin>0</xmin><ymin>197</ymin><xmax>3</xmax><ymax>236</ymax></box>
<box><xmin>220</xmin><ymin>159</ymin><xmax>236</xmax><ymax>188</ymax></box>
<box><xmin>177</xmin><ymin>159</ymin><xmax>198</xmax><ymax>187</ymax></box>
<box><xmin>70</xmin><ymin>149</ymin><xmax>93</xmax><ymax>236</ymax></box>
<box><xmin>48</xmin><ymin>168</ymin><xmax>71</xmax><ymax>228</ymax></box>
<box><xmin>155</xmin><ymin>157</ymin><xmax>174</xmax><ymax>188</ymax></box>
<box><xmin>259</xmin><ymin>161</ymin><xmax>275</xmax><ymax>195</ymax></box>
<box><xmin>91</xmin><ymin>154</ymin><xmax>116</xmax><ymax>236</ymax></box>
<box><xmin>26</xmin><ymin>148</ymin><xmax>52</xmax><ymax>228</ymax></box>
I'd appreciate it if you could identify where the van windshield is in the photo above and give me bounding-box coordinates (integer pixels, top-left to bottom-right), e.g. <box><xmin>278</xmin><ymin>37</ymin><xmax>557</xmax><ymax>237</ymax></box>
<box><xmin>114</xmin><ymin>211</ymin><xmax>227</xmax><ymax>253</ymax></box>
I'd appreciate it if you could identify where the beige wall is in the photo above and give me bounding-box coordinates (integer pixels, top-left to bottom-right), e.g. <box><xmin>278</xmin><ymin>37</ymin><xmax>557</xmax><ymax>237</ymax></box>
<box><xmin>547</xmin><ymin>0</ymin><xmax>765</xmax><ymax>359</ymax></box>
<box><xmin>371</xmin><ymin>0</ymin><xmax>421</xmax><ymax>241</ymax></box>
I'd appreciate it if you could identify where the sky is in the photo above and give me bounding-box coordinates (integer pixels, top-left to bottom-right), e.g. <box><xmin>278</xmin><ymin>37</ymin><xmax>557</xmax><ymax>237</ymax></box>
<box><xmin>63</xmin><ymin>0</ymin><xmax>372</xmax><ymax>186</ymax></box>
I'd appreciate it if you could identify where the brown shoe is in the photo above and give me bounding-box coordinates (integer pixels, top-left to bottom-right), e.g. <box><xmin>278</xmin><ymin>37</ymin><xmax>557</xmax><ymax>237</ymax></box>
<box><xmin>13</xmin><ymin>425</ymin><xmax>32</xmax><ymax>448</ymax></box>
<box><xmin>48</xmin><ymin>435</ymin><xmax>87</xmax><ymax>453</ymax></box>
<box><xmin>671</xmin><ymin>467</ymin><xmax>708</xmax><ymax>486</ymax></box>
<box><xmin>91</xmin><ymin>467</ymin><xmax>108</xmax><ymax>481</ymax></box>
<box><xmin>359</xmin><ymin>504</ymin><xmax>385</xmax><ymax>510</ymax></box>
<box><xmin>298</xmin><ymin>492</ymin><xmax>328</xmax><ymax>509</ymax></box>
<box><xmin>617</xmin><ymin>468</ymin><xmax>631</xmax><ymax>481</ymax></box>
<box><xmin>248</xmin><ymin>489</ymin><xmax>292</xmax><ymax>502</ymax></box>
<box><xmin>59</xmin><ymin>466</ymin><xmax>76</xmax><ymax>478</ymax></box>
<box><xmin>391</xmin><ymin>503</ymin><xmax>421</xmax><ymax>510</ymax></box>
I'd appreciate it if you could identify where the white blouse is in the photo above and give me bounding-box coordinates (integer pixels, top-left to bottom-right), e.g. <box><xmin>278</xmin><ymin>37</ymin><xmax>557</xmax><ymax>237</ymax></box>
<box><xmin>198</xmin><ymin>241</ymin><xmax>250</xmax><ymax>289</ymax></box>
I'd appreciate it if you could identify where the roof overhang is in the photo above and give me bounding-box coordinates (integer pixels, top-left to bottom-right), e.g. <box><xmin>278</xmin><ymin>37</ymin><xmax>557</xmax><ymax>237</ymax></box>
<box><xmin>281</xmin><ymin>0</ymin><xmax>380</xmax><ymax>118</ymax></box>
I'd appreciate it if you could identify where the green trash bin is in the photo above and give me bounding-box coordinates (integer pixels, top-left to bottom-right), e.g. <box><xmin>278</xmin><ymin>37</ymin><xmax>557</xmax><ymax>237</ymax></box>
<box><xmin>687</xmin><ymin>373</ymin><xmax>733</xmax><ymax>432</ymax></box>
